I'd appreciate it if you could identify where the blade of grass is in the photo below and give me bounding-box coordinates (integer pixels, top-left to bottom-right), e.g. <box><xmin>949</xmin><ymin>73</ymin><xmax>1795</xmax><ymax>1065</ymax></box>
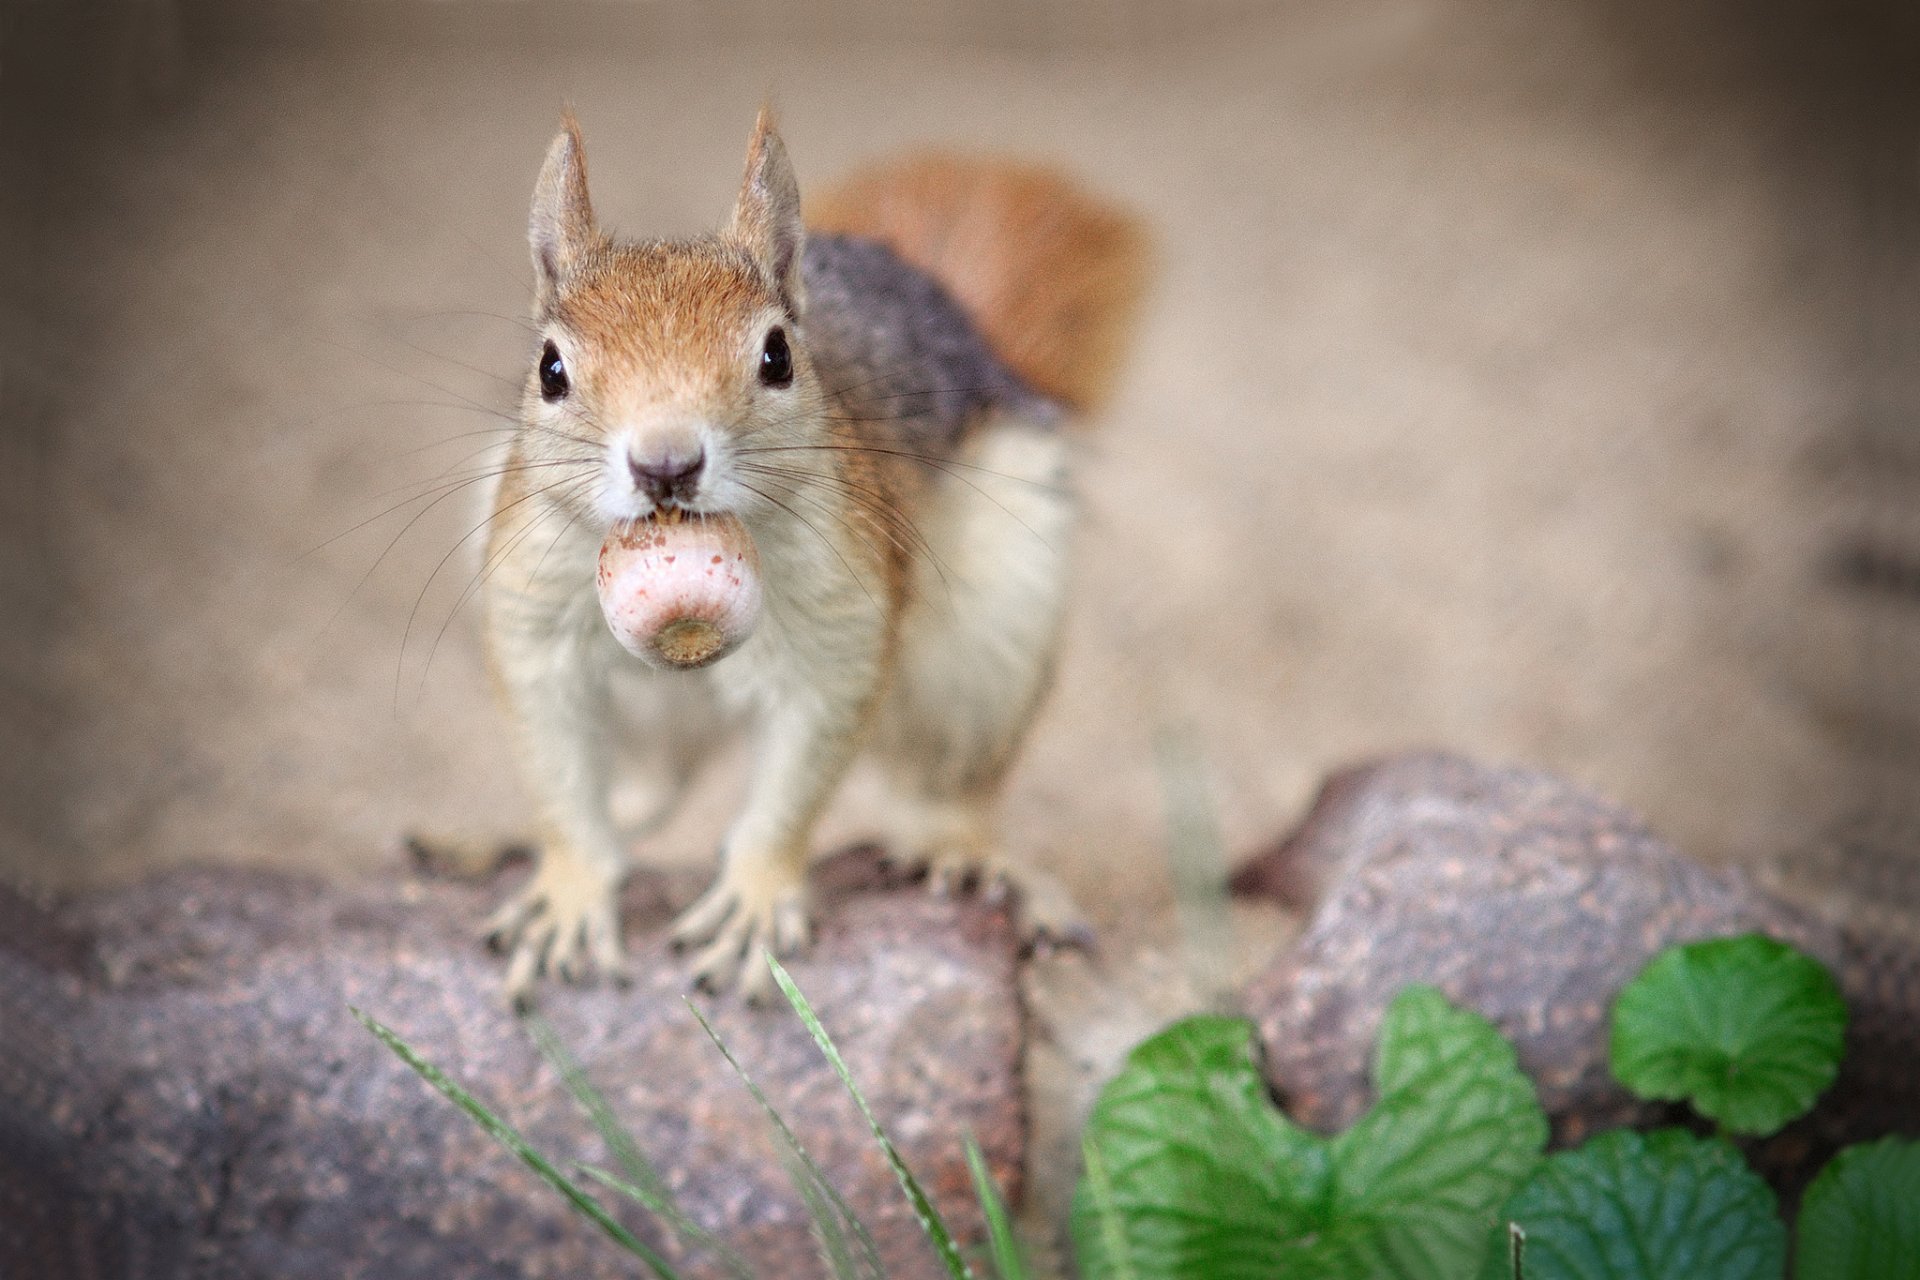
<box><xmin>1152</xmin><ymin>728</ymin><xmax>1234</xmax><ymax>1012</ymax></box>
<box><xmin>1080</xmin><ymin>1136</ymin><xmax>1136</xmax><ymax>1280</ymax></box>
<box><xmin>526</xmin><ymin>1015</ymin><xmax>665</xmax><ymax>1197</ymax></box>
<box><xmin>779</xmin><ymin>1143</ymin><xmax>865</xmax><ymax>1279</ymax></box>
<box><xmin>351</xmin><ymin>1007</ymin><xmax>684</xmax><ymax>1280</ymax></box>
<box><xmin>573</xmin><ymin>1165</ymin><xmax>754</xmax><ymax>1279</ymax></box>
<box><xmin>526</xmin><ymin>1015</ymin><xmax>754</xmax><ymax>1280</ymax></box>
<box><xmin>685</xmin><ymin>997</ymin><xmax>887</xmax><ymax>1279</ymax></box>
<box><xmin>767</xmin><ymin>954</ymin><xmax>976</xmax><ymax>1280</ymax></box>
<box><xmin>964</xmin><ymin>1134</ymin><xmax>1028</xmax><ymax>1280</ymax></box>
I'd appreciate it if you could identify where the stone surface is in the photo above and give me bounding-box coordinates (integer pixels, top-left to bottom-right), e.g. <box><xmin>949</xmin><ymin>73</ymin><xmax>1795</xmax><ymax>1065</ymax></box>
<box><xmin>0</xmin><ymin>849</ymin><xmax>1026</xmax><ymax>1279</ymax></box>
<box><xmin>1233</xmin><ymin>753</ymin><xmax>1920</xmax><ymax>1196</ymax></box>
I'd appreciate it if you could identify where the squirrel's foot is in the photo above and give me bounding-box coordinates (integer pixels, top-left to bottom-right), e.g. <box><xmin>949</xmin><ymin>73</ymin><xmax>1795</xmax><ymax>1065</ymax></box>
<box><xmin>883</xmin><ymin>839</ymin><xmax>1095</xmax><ymax>956</ymax></box>
<box><xmin>484</xmin><ymin>860</ymin><xmax>629</xmax><ymax>1009</ymax></box>
<box><xmin>669</xmin><ymin>859</ymin><xmax>811</xmax><ymax>1004</ymax></box>
<box><xmin>407</xmin><ymin>830</ymin><xmax>533</xmax><ymax>881</ymax></box>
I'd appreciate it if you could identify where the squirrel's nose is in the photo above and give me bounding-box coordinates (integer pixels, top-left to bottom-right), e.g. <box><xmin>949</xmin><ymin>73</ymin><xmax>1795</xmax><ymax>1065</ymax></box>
<box><xmin>629</xmin><ymin>446</ymin><xmax>705</xmax><ymax>505</ymax></box>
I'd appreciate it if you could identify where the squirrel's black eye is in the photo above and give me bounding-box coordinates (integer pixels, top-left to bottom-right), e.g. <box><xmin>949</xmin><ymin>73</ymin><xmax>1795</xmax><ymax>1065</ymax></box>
<box><xmin>759</xmin><ymin>326</ymin><xmax>793</xmax><ymax>389</ymax></box>
<box><xmin>537</xmin><ymin>340</ymin><xmax>569</xmax><ymax>401</ymax></box>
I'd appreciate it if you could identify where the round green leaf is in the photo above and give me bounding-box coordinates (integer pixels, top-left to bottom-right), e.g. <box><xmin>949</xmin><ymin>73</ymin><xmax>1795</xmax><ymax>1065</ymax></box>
<box><xmin>1609</xmin><ymin>933</ymin><xmax>1846</xmax><ymax>1135</ymax></box>
<box><xmin>1485</xmin><ymin>1128</ymin><xmax>1785</xmax><ymax>1280</ymax></box>
<box><xmin>1072</xmin><ymin>988</ymin><xmax>1548</xmax><ymax>1280</ymax></box>
<box><xmin>1794</xmin><ymin>1137</ymin><xmax>1920</xmax><ymax>1280</ymax></box>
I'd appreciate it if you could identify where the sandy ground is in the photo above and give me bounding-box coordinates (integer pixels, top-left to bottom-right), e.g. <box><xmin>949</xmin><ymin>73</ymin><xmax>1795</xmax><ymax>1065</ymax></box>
<box><xmin>5</xmin><ymin>0</ymin><xmax>1916</xmax><ymax>1259</ymax></box>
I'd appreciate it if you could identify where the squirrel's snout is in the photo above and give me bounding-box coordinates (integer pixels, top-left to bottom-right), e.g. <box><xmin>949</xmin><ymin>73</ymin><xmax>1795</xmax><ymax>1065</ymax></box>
<box><xmin>629</xmin><ymin>446</ymin><xmax>706</xmax><ymax>507</ymax></box>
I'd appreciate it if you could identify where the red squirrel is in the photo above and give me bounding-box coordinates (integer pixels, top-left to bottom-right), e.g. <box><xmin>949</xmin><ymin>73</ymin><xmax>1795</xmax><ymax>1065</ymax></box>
<box><xmin>479</xmin><ymin>108</ymin><xmax>1147</xmax><ymax>1003</ymax></box>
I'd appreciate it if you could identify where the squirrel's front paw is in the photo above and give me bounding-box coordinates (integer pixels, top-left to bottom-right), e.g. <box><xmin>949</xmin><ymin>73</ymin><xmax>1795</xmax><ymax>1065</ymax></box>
<box><xmin>669</xmin><ymin>860</ymin><xmax>811</xmax><ymax>1003</ymax></box>
<box><xmin>484</xmin><ymin>861</ymin><xmax>628</xmax><ymax>1008</ymax></box>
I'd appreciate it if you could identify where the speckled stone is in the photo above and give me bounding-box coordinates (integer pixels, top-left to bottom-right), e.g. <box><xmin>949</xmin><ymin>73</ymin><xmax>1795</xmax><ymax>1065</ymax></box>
<box><xmin>0</xmin><ymin>848</ymin><xmax>1026</xmax><ymax>1279</ymax></box>
<box><xmin>1233</xmin><ymin>753</ymin><xmax>1919</xmax><ymax>1196</ymax></box>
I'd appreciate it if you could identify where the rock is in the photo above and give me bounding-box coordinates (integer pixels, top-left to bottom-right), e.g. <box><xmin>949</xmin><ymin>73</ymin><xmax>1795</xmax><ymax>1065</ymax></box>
<box><xmin>0</xmin><ymin>848</ymin><xmax>1027</xmax><ymax>1279</ymax></box>
<box><xmin>1233</xmin><ymin>752</ymin><xmax>1919</xmax><ymax>1196</ymax></box>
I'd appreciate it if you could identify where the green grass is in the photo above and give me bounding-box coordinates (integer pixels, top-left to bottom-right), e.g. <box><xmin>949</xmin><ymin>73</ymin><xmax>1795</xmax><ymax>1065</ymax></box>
<box><xmin>359</xmin><ymin>952</ymin><xmax>1029</xmax><ymax>1279</ymax></box>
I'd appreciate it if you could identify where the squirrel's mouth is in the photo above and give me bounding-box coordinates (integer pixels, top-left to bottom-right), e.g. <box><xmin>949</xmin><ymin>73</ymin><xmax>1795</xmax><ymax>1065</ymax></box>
<box><xmin>639</xmin><ymin>497</ymin><xmax>733</xmax><ymax>524</ymax></box>
<box><xmin>633</xmin><ymin>503</ymin><xmax>709</xmax><ymax>528</ymax></box>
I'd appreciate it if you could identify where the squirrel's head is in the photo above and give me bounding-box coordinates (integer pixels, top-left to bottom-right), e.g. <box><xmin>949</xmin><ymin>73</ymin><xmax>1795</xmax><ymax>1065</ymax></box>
<box><xmin>519</xmin><ymin>109</ymin><xmax>817</xmax><ymax>527</ymax></box>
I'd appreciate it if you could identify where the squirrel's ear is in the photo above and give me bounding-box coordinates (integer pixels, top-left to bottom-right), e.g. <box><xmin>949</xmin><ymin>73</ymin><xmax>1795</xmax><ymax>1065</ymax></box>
<box><xmin>728</xmin><ymin>107</ymin><xmax>805</xmax><ymax>314</ymax></box>
<box><xmin>529</xmin><ymin>113</ymin><xmax>597</xmax><ymax>299</ymax></box>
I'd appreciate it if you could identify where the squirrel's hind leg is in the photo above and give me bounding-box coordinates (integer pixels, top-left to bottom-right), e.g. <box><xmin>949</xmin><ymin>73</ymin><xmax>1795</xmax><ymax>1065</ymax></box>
<box><xmin>873</xmin><ymin>418</ymin><xmax>1090</xmax><ymax>949</ymax></box>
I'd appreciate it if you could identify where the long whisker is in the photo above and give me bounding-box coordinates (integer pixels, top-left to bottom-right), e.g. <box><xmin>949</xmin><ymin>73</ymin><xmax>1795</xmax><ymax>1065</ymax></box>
<box><xmin>399</xmin><ymin>307</ymin><xmax>539</xmax><ymax>336</ymax></box>
<box><xmin>313</xmin><ymin>457</ymin><xmax>595</xmax><ymax>649</ymax></box>
<box><xmin>382</xmin><ymin>330</ymin><xmax>523</xmax><ymax>393</ymax></box>
<box><xmin>742</xmin><ymin>443</ymin><xmax>1058</xmax><ymax>550</ymax></box>
<box><xmin>736</xmin><ymin>461</ymin><xmax>957</xmax><ymax>602</ymax></box>
<box><xmin>737</xmin><ymin>442</ymin><xmax>1068</xmax><ymax>496</ymax></box>
<box><xmin>739</xmin><ymin>466</ymin><xmax>936</xmax><ymax>601</ymax></box>
<box><xmin>524</xmin><ymin>479</ymin><xmax>596</xmax><ymax>590</ymax></box>
<box><xmin>319</xmin><ymin>335</ymin><xmax>516</xmax><ymax>425</ymax></box>
<box><xmin>277</xmin><ymin>398</ymin><xmax>516</xmax><ymax>441</ymax></box>
<box><xmin>307</xmin><ymin>455</ymin><xmax>596</xmax><ymax>560</ymax></box>
<box><xmin>734</xmin><ymin>479</ymin><xmax>881</xmax><ymax>613</ymax></box>
<box><xmin>418</xmin><ymin>473</ymin><xmax>594</xmax><ymax>699</ymax></box>
<box><xmin>396</xmin><ymin>469</ymin><xmax>597</xmax><ymax>713</ymax></box>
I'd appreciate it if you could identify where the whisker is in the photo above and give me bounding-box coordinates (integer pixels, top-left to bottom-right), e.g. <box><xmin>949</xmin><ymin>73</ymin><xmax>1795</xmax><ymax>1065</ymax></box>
<box><xmin>740</xmin><ymin>443</ymin><xmax>1060</xmax><ymax>550</ymax></box>
<box><xmin>736</xmin><ymin>461</ymin><xmax>957</xmax><ymax>603</ymax></box>
<box><xmin>319</xmin><ymin>335</ymin><xmax>517</xmax><ymax>425</ymax></box>
<box><xmin>400</xmin><ymin>307</ymin><xmax>539</xmax><ymax>336</ymax></box>
<box><xmin>310</xmin><ymin>458</ymin><xmax>596</xmax><ymax>650</ymax></box>
<box><xmin>734</xmin><ymin>479</ymin><xmax>881</xmax><ymax>613</ymax></box>
<box><xmin>383</xmin><ymin>330</ymin><xmax>522</xmax><ymax>393</ymax></box>
<box><xmin>418</xmin><ymin>474</ymin><xmax>593</xmax><ymax>698</ymax></box>
<box><xmin>397</xmin><ymin>468</ymin><xmax>591</xmax><ymax>713</ymax></box>
<box><xmin>308</xmin><ymin>455</ymin><xmax>595</xmax><ymax>559</ymax></box>
<box><xmin>524</xmin><ymin>481</ymin><xmax>594</xmax><ymax>590</ymax></box>
<box><xmin>739</xmin><ymin>466</ymin><xmax>931</xmax><ymax>598</ymax></box>
<box><xmin>277</xmin><ymin>398</ymin><xmax>519</xmax><ymax>442</ymax></box>
<box><xmin>737</xmin><ymin>442</ymin><xmax>1067</xmax><ymax>495</ymax></box>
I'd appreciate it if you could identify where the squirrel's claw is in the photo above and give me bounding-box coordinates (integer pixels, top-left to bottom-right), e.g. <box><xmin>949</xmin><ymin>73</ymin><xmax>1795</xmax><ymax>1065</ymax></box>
<box><xmin>485</xmin><ymin>865</ymin><xmax>629</xmax><ymax>1009</ymax></box>
<box><xmin>884</xmin><ymin>840</ymin><xmax>1094</xmax><ymax>955</ymax></box>
<box><xmin>673</xmin><ymin>871</ymin><xmax>811</xmax><ymax>1003</ymax></box>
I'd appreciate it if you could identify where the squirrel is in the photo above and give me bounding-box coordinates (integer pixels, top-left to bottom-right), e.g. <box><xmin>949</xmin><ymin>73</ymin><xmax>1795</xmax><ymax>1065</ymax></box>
<box><xmin>477</xmin><ymin>108</ymin><xmax>1148</xmax><ymax>1004</ymax></box>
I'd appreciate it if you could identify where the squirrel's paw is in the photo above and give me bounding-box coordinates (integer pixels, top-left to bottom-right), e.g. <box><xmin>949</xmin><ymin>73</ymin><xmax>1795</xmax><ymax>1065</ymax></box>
<box><xmin>670</xmin><ymin>863</ymin><xmax>811</xmax><ymax>1004</ymax></box>
<box><xmin>484</xmin><ymin>862</ymin><xmax>629</xmax><ymax>1008</ymax></box>
<box><xmin>1008</xmin><ymin>868</ymin><xmax>1097</xmax><ymax>956</ymax></box>
<box><xmin>883</xmin><ymin>843</ymin><xmax>1095</xmax><ymax>956</ymax></box>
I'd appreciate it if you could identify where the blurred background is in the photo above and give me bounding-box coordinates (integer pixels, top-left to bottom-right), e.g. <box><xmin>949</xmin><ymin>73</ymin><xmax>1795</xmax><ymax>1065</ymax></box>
<box><xmin>2</xmin><ymin>0</ymin><xmax>1915</xmax><ymax>1159</ymax></box>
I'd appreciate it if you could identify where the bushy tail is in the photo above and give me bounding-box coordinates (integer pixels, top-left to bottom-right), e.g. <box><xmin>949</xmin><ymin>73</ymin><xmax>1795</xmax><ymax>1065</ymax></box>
<box><xmin>808</xmin><ymin>152</ymin><xmax>1151</xmax><ymax>415</ymax></box>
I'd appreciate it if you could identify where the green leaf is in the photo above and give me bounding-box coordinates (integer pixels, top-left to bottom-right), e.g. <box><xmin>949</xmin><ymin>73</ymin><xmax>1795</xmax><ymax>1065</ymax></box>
<box><xmin>965</xmin><ymin>1135</ymin><xmax>1030</xmax><ymax>1280</ymax></box>
<box><xmin>1609</xmin><ymin>933</ymin><xmax>1846</xmax><ymax>1136</ymax></box>
<box><xmin>351</xmin><ymin>1008</ymin><xmax>685</xmax><ymax>1280</ymax></box>
<box><xmin>1071</xmin><ymin>987</ymin><xmax>1549</xmax><ymax>1280</ymax></box>
<box><xmin>768</xmin><ymin>954</ymin><xmax>975</xmax><ymax>1280</ymax></box>
<box><xmin>1483</xmin><ymin>1128</ymin><xmax>1784</xmax><ymax>1280</ymax></box>
<box><xmin>1794</xmin><ymin>1136</ymin><xmax>1920</xmax><ymax>1280</ymax></box>
<box><xmin>1327</xmin><ymin>988</ymin><xmax>1552</xmax><ymax>1274</ymax></box>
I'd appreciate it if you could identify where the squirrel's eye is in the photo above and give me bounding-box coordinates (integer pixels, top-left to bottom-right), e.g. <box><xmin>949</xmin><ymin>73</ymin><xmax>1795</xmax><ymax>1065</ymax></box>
<box><xmin>759</xmin><ymin>326</ymin><xmax>793</xmax><ymax>389</ymax></box>
<box><xmin>537</xmin><ymin>340</ymin><xmax>569</xmax><ymax>401</ymax></box>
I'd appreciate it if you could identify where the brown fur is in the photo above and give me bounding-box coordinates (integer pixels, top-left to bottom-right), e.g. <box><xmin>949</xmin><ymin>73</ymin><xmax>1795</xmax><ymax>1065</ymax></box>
<box><xmin>807</xmin><ymin>152</ymin><xmax>1152</xmax><ymax>413</ymax></box>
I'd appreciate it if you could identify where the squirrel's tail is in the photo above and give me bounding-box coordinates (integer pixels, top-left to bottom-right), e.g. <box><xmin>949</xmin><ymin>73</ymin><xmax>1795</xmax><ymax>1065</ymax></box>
<box><xmin>807</xmin><ymin>153</ymin><xmax>1150</xmax><ymax>416</ymax></box>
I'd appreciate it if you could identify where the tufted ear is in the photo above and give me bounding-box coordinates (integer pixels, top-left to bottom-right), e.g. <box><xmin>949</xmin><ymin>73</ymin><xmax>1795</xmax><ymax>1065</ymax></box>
<box><xmin>529</xmin><ymin>111</ymin><xmax>597</xmax><ymax>300</ymax></box>
<box><xmin>727</xmin><ymin>106</ymin><xmax>806</xmax><ymax>314</ymax></box>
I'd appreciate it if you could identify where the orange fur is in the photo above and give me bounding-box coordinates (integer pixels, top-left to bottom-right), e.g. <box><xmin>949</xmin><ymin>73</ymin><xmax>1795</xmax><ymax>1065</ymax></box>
<box><xmin>807</xmin><ymin>152</ymin><xmax>1151</xmax><ymax>414</ymax></box>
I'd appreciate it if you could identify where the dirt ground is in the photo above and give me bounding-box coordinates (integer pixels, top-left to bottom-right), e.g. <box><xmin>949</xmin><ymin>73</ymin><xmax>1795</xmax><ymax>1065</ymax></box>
<box><xmin>5</xmin><ymin>0</ymin><xmax>1916</xmax><ymax>1255</ymax></box>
